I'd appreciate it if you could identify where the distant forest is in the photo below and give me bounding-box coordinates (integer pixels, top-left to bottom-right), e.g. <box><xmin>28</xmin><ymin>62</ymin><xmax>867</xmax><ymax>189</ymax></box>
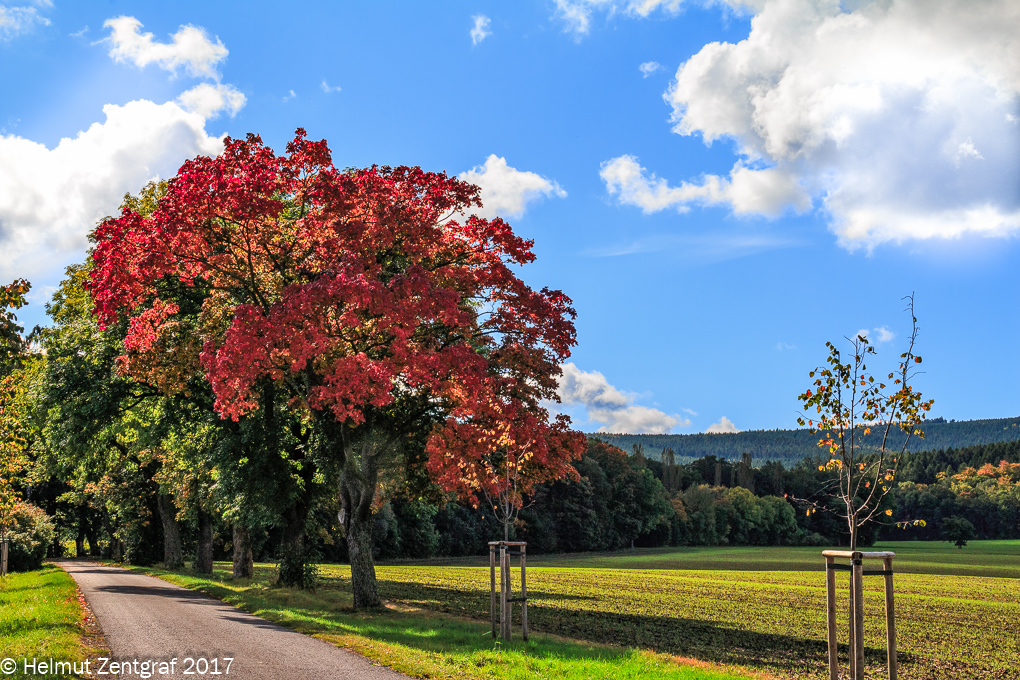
<box><xmin>590</xmin><ymin>416</ymin><xmax>1020</xmax><ymax>468</ymax></box>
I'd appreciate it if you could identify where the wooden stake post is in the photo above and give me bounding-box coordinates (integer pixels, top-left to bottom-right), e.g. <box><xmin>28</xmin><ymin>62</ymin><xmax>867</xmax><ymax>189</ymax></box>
<box><xmin>0</xmin><ymin>530</ymin><xmax>8</xmax><ymax>578</ymax></box>
<box><xmin>489</xmin><ymin>541</ymin><xmax>528</xmax><ymax>641</ymax></box>
<box><xmin>822</xmin><ymin>550</ymin><xmax>897</xmax><ymax>680</ymax></box>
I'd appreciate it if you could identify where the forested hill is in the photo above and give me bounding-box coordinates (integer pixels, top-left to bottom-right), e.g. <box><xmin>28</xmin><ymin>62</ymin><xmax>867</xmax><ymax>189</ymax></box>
<box><xmin>589</xmin><ymin>416</ymin><xmax>1020</xmax><ymax>467</ymax></box>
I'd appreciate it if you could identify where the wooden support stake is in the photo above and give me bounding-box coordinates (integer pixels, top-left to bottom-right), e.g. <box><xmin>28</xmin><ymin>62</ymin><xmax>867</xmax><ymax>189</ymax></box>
<box><xmin>848</xmin><ymin>566</ymin><xmax>856</xmax><ymax>679</ymax></box>
<box><xmin>490</xmin><ymin>545</ymin><xmax>497</xmax><ymax>638</ymax></box>
<box><xmin>853</xmin><ymin>555</ymin><xmax>865</xmax><ymax>680</ymax></box>
<box><xmin>488</xmin><ymin>541</ymin><xmax>528</xmax><ymax>642</ymax></box>
<box><xmin>825</xmin><ymin>555</ymin><xmax>838</xmax><ymax>680</ymax></box>
<box><xmin>501</xmin><ymin>545</ymin><xmax>511</xmax><ymax>641</ymax></box>
<box><xmin>0</xmin><ymin>537</ymin><xmax>7</xmax><ymax>578</ymax></box>
<box><xmin>521</xmin><ymin>545</ymin><xmax>529</xmax><ymax>641</ymax></box>
<box><xmin>884</xmin><ymin>556</ymin><xmax>897</xmax><ymax>680</ymax></box>
<box><xmin>499</xmin><ymin>545</ymin><xmax>506</xmax><ymax>641</ymax></box>
<box><xmin>822</xmin><ymin>550</ymin><xmax>897</xmax><ymax>680</ymax></box>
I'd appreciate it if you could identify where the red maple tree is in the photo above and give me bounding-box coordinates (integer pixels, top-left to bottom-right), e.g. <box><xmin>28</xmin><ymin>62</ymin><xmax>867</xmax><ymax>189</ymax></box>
<box><xmin>88</xmin><ymin>130</ymin><xmax>584</xmax><ymax>605</ymax></box>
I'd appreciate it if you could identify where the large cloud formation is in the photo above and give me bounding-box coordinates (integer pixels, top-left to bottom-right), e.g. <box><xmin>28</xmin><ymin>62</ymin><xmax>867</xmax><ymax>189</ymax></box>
<box><xmin>0</xmin><ymin>16</ymin><xmax>242</xmax><ymax>281</ymax></box>
<box><xmin>0</xmin><ymin>100</ymin><xmax>227</xmax><ymax>279</ymax></box>
<box><xmin>556</xmin><ymin>362</ymin><xmax>689</xmax><ymax>434</ymax></box>
<box><xmin>604</xmin><ymin>0</ymin><xmax>1020</xmax><ymax>249</ymax></box>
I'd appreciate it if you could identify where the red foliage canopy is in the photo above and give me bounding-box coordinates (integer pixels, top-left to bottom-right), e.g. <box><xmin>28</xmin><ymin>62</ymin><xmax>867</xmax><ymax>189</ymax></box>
<box><xmin>88</xmin><ymin>130</ymin><xmax>584</xmax><ymax>503</ymax></box>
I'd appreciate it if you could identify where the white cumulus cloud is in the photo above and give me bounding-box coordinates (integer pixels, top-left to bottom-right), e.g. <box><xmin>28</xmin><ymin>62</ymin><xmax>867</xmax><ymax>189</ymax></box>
<box><xmin>600</xmin><ymin>154</ymin><xmax>810</xmax><ymax>217</ymax></box>
<box><xmin>176</xmin><ymin>83</ymin><xmax>246</xmax><ymax>119</ymax></box>
<box><xmin>556</xmin><ymin>362</ymin><xmax>689</xmax><ymax>434</ymax></box>
<box><xmin>320</xmin><ymin>79</ymin><xmax>341</xmax><ymax>94</ymax></box>
<box><xmin>470</xmin><ymin>15</ymin><xmax>491</xmax><ymax>45</ymax></box>
<box><xmin>557</xmin><ymin>362</ymin><xmax>630</xmax><ymax>409</ymax></box>
<box><xmin>856</xmin><ymin>326</ymin><xmax>895</xmax><ymax>344</ymax></box>
<box><xmin>459</xmin><ymin>155</ymin><xmax>567</xmax><ymax>219</ymax></box>
<box><xmin>705</xmin><ymin>416</ymin><xmax>740</xmax><ymax>434</ymax></box>
<box><xmin>0</xmin><ymin>98</ymin><xmax>228</xmax><ymax>281</ymax></box>
<box><xmin>0</xmin><ymin>1</ymin><xmax>51</xmax><ymax>40</ymax></box>
<box><xmin>651</xmin><ymin>0</ymin><xmax>1020</xmax><ymax>249</ymax></box>
<box><xmin>639</xmin><ymin>61</ymin><xmax>662</xmax><ymax>77</ymax></box>
<box><xmin>104</xmin><ymin>16</ymin><xmax>228</xmax><ymax>79</ymax></box>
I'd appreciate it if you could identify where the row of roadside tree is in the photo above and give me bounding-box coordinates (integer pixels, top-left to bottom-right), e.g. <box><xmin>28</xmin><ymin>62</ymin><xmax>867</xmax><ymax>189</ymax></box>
<box><xmin>2</xmin><ymin>132</ymin><xmax>1015</xmax><ymax>588</ymax></box>
<box><xmin>0</xmin><ymin>131</ymin><xmax>587</xmax><ymax>603</ymax></box>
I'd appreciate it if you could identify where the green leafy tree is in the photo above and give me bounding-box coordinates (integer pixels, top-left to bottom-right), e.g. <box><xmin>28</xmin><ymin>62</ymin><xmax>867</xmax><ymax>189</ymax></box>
<box><xmin>0</xmin><ymin>279</ymin><xmax>31</xmax><ymax>377</ymax></box>
<box><xmin>940</xmin><ymin>515</ymin><xmax>977</xmax><ymax>548</ymax></box>
<box><xmin>1</xmin><ymin>279</ymin><xmax>33</xmax><ymax>557</ymax></box>
<box><xmin>36</xmin><ymin>265</ymin><xmax>179</xmax><ymax>564</ymax></box>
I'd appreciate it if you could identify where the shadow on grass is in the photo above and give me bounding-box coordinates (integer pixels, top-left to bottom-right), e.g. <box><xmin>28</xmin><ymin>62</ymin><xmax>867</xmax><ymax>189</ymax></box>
<box><xmin>371</xmin><ymin>578</ymin><xmax>909</xmax><ymax>679</ymax></box>
<box><xmin>0</xmin><ymin>618</ymin><xmax>81</xmax><ymax>638</ymax></box>
<box><xmin>0</xmin><ymin>583</ymin><xmax>52</xmax><ymax>595</ymax></box>
<box><xmin>0</xmin><ymin>565</ymin><xmax>67</xmax><ymax>591</ymax></box>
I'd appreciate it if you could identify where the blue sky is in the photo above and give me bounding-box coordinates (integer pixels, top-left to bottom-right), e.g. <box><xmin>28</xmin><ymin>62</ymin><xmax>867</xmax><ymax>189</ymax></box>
<box><xmin>2</xmin><ymin>0</ymin><xmax>1018</xmax><ymax>434</ymax></box>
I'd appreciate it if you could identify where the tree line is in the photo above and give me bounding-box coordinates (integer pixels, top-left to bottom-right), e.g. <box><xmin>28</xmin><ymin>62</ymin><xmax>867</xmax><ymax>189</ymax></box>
<box><xmin>367</xmin><ymin>437</ymin><xmax>1020</xmax><ymax>557</ymax></box>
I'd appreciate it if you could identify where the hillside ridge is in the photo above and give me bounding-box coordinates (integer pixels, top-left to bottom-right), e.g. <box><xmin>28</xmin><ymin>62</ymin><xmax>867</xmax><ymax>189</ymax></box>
<box><xmin>589</xmin><ymin>415</ymin><xmax>1020</xmax><ymax>466</ymax></box>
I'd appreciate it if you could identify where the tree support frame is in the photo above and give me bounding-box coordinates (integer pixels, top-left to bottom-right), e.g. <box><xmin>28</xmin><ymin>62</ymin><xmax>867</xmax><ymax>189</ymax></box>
<box><xmin>489</xmin><ymin>541</ymin><xmax>528</xmax><ymax>641</ymax></box>
<box><xmin>823</xmin><ymin>550</ymin><xmax>897</xmax><ymax>680</ymax></box>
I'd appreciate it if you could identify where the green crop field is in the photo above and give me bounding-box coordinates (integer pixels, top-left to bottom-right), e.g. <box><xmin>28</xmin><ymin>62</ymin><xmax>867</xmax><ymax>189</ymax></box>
<box><xmin>346</xmin><ymin>541</ymin><xmax>1018</xmax><ymax>680</ymax></box>
<box><xmin>513</xmin><ymin>540</ymin><xmax>1020</xmax><ymax>578</ymax></box>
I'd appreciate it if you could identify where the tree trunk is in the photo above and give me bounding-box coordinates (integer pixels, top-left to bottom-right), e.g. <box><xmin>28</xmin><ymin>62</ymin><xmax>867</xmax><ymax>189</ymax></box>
<box><xmin>232</xmin><ymin>525</ymin><xmax>254</xmax><ymax>579</ymax></box>
<box><xmin>345</xmin><ymin>510</ymin><xmax>379</xmax><ymax>607</ymax></box>
<box><xmin>340</xmin><ymin>437</ymin><xmax>382</xmax><ymax>608</ymax></box>
<box><xmin>84</xmin><ymin>519</ymin><xmax>100</xmax><ymax>557</ymax></box>
<box><xmin>156</xmin><ymin>493</ymin><xmax>184</xmax><ymax>569</ymax></box>
<box><xmin>277</xmin><ymin>490</ymin><xmax>311</xmax><ymax>587</ymax></box>
<box><xmin>196</xmin><ymin>509</ymin><xmax>214</xmax><ymax>574</ymax></box>
<box><xmin>75</xmin><ymin>505</ymin><xmax>87</xmax><ymax>557</ymax></box>
<box><xmin>101</xmin><ymin>516</ymin><xmax>123</xmax><ymax>562</ymax></box>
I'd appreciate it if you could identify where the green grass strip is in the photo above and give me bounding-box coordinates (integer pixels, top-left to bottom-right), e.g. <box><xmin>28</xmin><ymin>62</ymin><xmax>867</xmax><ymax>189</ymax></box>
<box><xmin>0</xmin><ymin>565</ymin><xmax>95</xmax><ymax>679</ymax></box>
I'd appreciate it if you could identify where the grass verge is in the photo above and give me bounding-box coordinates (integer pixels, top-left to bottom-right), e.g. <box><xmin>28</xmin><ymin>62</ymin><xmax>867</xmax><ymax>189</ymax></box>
<box><xmin>0</xmin><ymin>564</ymin><xmax>105</xmax><ymax>679</ymax></box>
<box><xmin>122</xmin><ymin>564</ymin><xmax>773</xmax><ymax>680</ymax></box>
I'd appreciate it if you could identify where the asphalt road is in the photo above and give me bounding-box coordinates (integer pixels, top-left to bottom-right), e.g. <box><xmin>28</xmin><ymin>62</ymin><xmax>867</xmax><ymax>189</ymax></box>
<box><xmin>59</xmin><ymin>561</ymin><xmax>407</xmax><ymax>680</ymax></box>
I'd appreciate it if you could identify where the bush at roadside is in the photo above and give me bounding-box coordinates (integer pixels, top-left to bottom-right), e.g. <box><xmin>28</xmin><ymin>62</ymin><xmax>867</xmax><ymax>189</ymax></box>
<box><xmin>5</xmin><ymin>501</ymin><xmax>56</xmax><ymax>571</ymax></box>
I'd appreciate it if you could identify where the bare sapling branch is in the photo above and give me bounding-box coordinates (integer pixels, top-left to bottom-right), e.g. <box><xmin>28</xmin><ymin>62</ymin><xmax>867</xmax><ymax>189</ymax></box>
<box><xmin>797</xmin><ymin>293</ymin><xmax>934</xmax><ymax>550</ymax></box>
